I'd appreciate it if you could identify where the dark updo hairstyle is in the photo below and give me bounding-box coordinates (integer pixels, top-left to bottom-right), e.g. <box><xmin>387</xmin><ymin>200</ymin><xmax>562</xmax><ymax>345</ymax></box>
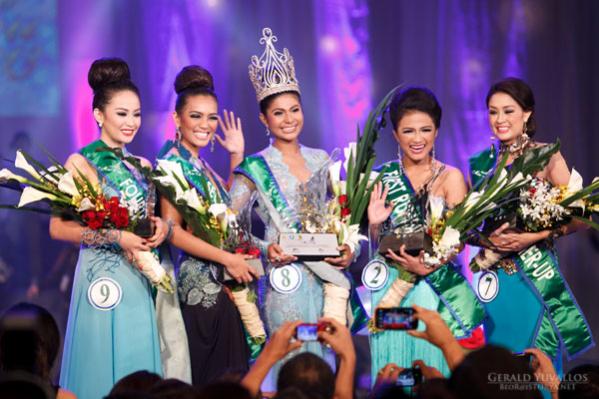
<box><xmin>88</xmin><ymin>57</ymin><xmax>140</xmax><ymax>111</ymax></box>
<box><xmin>174</xmin><ymin>65</ymin><xmax>217</xmax><ymax>114</ymax></box>
<box><xmin>486</xmin><ymin>77</ymin><xmax>536</xmax><ymax>137</ymax></box>
<box><xmin>389</xmin><ymin>87</ymin><xmax>442</xmax><ymax>131</ymax></box>
<box><xmin>259</xmin><ymin>90</ymin><xmax>301</xmax><ymax>115</ymax></box>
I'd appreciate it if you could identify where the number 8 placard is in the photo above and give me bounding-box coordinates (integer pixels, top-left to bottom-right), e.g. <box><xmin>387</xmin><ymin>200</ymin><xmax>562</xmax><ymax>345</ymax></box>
<box><xmin>88</xmin><ymin>277</ymin><xmax>122</xmax><ymax>311</ymax></box>
<box><xmin>269</xmin><ymin>264</ymin><xmax>302</xmax><ymax>294</ymax></box>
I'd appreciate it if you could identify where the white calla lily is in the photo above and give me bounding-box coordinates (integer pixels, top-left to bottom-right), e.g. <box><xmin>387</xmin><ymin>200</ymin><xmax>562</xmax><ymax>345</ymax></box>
<box><xmin>329</xmin><ymin>161</ymin><xmax>341</xmax><ymax>185</ymax></box>
<box><xmin>341</xmin><ymin>223</ymin><xmax>367</xmax><ymax>249</ymax></box>
<box><xmin>428</xmin><ymin>195</ymin><xmax>445</xmax><ymax>221</ymax></box>
<box><xmin>15</xmin><ymin>151</ymin><xmax>41</xmax><ymax>181</ymax></box>
<box><xmin>567</xmin><ymin>169</ymin><xmax>584</xmax><ymax>193</ymax></box>
<box><xmin>40</xmin><ymin>166</ymin><xmax>60</xmax><ymax>184</ymax></box>
<box><xmin>208</xmin><ymin>203</ymin><xmax>228</xmax><ymax>218</ymax></box>
<box><xmin>18</xmin><ymin>187</ymin><xmax>57</xmax><ymax>207</ymax></box>
<box><xmin>464</xmin><ymin>191</ymin><xmax>483</xmax><ymax>211</ymax></box>
<box><xmin>566</xmin><ymin>168</ymin><xmax>585</xmax><ymax>208</ymax></box>
<box><xmin>57</xmin><ymin>172</ymin><xmax>79</xmax><ymax>196</ymax></box>
<box><xmin>156</xmin><ymin>159</ymin><xmax>189</xmax><ymax>189</ymax></box>
<box><xmin>342</xmin><ymin>142</ymin><xmax>357</xmax><ymax>173</ymax></box>
<box><xmin>0</xmin><ymin>168</ymin><xmax>27</xmax><ymax>183</ymax></box>
<box><xmin>77</xmin><ymin>197</ymin><xmax>95</xmax><ymax>212</ymax></box>
<box><xmin>181</xmin><ymin>188</ymin><xmax>203</xmax><ymax>212</ymax></box>
<box><xmin>439</xmin><ymin>226</ymin><xmax>460</xmax><ymax>250</ymax></box>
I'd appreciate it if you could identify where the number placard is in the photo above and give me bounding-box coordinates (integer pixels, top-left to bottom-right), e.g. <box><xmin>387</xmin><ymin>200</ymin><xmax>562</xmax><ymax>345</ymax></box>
<box><xmin>270</xmin><ymin>264</ymin><xmax>302</xmax><ymax>294</ymax></box>
<box><xmin>88</xmin><ymin>277</ymin><xmax>122</xmax><ymax>311</ymax></box>
<box><xmin>476</xmin><ymin>271</ymin><xmax>499</xmax><ymax>302</ymax></box>
<box><xmin>361</xmin><ymin>260</ymin><xmax>389</xmax><ymax>291</ymax></box>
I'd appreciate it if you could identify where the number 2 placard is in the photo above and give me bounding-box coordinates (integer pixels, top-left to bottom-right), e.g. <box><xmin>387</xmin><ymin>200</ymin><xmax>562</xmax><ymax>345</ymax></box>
<box><xmin>88</xmin><ymin>277</ymin><xmax>122</xmax><ymax>311</ymax></box>
<box><xmin>270</xmin><ymin>264</ymin><xmax>302</xmax><ymax>294</ymax></box>
<box><xmin>361</xmin><ymin>260</ymin><xmax>389</xmax><ymax>291</ymax></box>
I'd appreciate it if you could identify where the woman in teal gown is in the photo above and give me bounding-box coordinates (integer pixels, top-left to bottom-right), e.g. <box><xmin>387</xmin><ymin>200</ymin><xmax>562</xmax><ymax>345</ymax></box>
<box><xmin>468</xmin><ymin>78</ymin><xmax>594</xmax><ymax>367</ymax></box>
<box><xmin>51</xmin><ymin>59</ymin><xmax>167</xmax><ymax>398</ymax></box>
<box><xmin>367</xmin><ymin>87</ymin><xmax>485</xmax><ymax>380</ymax></box>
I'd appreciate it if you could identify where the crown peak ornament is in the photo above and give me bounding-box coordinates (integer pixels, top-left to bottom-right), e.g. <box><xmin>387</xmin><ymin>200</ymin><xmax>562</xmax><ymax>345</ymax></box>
<box><xmin>249</xmin><ymin>27</ymin><xmax>300</xmax><ymax>102</ymax></box>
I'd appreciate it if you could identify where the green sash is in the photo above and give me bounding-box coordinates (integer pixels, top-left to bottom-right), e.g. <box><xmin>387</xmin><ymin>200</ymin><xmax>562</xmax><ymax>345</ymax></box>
<box><xmin>469</xmin><ymin>147</ymin><xmax>594</xmax><ymax>358</ymax></box>
<box><xmin>158</xmin><ymin>140</ymin><xmax>228</xmax><ymax>204</ymax></box>
<box><xmin>378</xmin><ymin>161</ymin><xmax>486</xmax><ymax>338</ymax></box>
<box><xmin>80</xmin><ymin>140</ymin><xmax>148</xmax><ymax>216</ymax></box>
<box><xmin>236</xmin><ymin>152</ymin><xmax>369</xmax><ymax>332</ymax></box>
<box><xmin>235</xmin><ymin>154</ymin><xmax>301</xmax><ymax>232</ymax></box>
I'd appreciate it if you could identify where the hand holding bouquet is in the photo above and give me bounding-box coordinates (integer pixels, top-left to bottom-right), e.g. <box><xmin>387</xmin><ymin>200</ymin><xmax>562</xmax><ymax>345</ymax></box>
<box><xmin>0</xmin><ymin>150</ymin><xmax>173</xmax><ymax>293</ymax></box>
<box><xmin>152</xmin><ymin>159</ymin><xmax>266</xmax><ymax>343</ymax></box>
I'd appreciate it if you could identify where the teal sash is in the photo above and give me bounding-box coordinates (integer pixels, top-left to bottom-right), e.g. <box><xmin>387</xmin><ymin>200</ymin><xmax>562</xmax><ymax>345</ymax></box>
<box><xmin>469</xmin><ymin>147</ymin><xmax>594</xmax><ymax>358</ymax></box>
<box><xmin>80</xmin><ymin>140</ymin><xmax>148</xmax><ymax>217</ymax></box>
<box><xmin>235</xmin><ymin>151</ymin><xmax>369</xmax><ymax>332</ymax></box>
<box><xmin>235</xmin><ymin>154</ymin><xmax>301</xmax><ymax>231</ymax></box>
<box><xmin>158</xmin><ymin>140</ymin><xmax>228</xmax><ymax>204</ymax></box>
<box><xmin>377</xmin><ymin>161</ymin><xmax>486</xmax><ymax>338</ymax></box>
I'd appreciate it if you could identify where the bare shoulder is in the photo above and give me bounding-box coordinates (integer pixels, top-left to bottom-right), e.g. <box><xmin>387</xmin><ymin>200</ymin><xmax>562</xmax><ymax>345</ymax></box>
<box><xmin>64</xmin><ymin>153</ymin><xmax>91</xmax><ymax>172</ymax></box>
<box><xmin>439</xmin><ymin>163</ymin><xmax>466</xmax><ymax>185</ymax></box>
<box><xmin>64</xmin><ymin>153</ymin><xmax>98</xmax><ymax>183</ymax></box>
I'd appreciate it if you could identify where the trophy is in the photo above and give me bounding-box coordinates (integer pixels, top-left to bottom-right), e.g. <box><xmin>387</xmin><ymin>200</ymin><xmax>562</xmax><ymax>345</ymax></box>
<box><xmin>133</xmin><ymin>183</ymin><xmax>155</xmax><ymax>238</ymax></box>
<box><xmin>278</xmin><ymin>155</ymin><xmax>340</xmax><ymax>261</ymax></box>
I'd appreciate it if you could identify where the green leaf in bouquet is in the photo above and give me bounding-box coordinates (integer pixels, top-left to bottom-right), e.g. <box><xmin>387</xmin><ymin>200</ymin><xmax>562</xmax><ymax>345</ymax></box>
<box><xmin>560</xmin><ymin>179</ymin><xmax>599</xmax><ymax>208</ymax></box>
<box><xmin>38</xmin><ymin>146</ymin><xmax>68</xmax><ymax>175</ymax></box>
<box><xmin>73</xmin><ymin>165</ymin><xmax>99</xmax><ymax>199</ymax></box>
<box><xmin>346</xmin><ymin>148</ymin><xmax>355</xmax><ymax>204</ymax></box>
<box><xmin>509</xmin><ymin>140</ymin><xmax>560</xmax><ymax>178</ymax></box>
<box><xmin>350</xmin><ymin>156</ymin><xmax>377</xmax><ymax>224</ymax></box>
<box><xmin>571</xmin><ymin>215</ymin><xmax>599</xmax><ymax>231</ymax></box>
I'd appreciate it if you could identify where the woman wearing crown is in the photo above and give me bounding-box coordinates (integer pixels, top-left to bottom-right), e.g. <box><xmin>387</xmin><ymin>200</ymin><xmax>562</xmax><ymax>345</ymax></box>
<box><xmin>229</xmin><ymin>28</ymin><xmax>357</xmax><ymax>386</ymax></box>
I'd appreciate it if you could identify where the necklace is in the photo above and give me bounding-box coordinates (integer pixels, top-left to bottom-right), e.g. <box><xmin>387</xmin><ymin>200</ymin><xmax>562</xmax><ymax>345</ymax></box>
<box><xmin>499</xmin><ymin>133</ymin><xmax>530</xmax><ymax>158</ymax></box>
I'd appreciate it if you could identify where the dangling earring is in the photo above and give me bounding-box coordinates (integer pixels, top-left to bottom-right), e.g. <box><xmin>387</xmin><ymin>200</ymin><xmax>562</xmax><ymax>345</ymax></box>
<box><xmin>430</xmin><ymin>145</ymin><xmax>436</xmax><ymax>168</ymax></box>
<box><xmin>175</xmin><ymin>127</ymin><xmax>182</xmax><ymax>144</ymax></box>
<box><xmin>98</xmin><ymin>121</ymin><xmax>103</xmax><ymax>129</ymax></box>
<box><xmin>265</xmin><ymin>127</ymin><xmax>271</xmax><ymax>136</ymax></box>
<box><xmin>210</xmin><ymin>135</ymin><xmax>216</xmax><ymax>152</ymax></box>
<box><xmin>397</xmin><ymin>145</ymin><xmax>404</xmax><ymax>176</ymax></box>
<box><xmin>522</xmin><ymin>121</ymin><xmax>529</xmax><ymax>141</ymax></box>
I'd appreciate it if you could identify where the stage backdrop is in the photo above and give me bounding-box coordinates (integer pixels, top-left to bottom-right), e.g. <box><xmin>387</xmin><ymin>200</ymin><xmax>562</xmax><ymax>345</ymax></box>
<box><xmin>1</xmin><ymin>0</ymin><xmax>598</xmax><ymax>374</ymax></box>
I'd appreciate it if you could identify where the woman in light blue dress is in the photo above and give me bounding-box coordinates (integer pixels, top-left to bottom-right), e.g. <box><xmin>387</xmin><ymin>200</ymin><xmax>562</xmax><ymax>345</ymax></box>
<box><xmin>50</xmin><ymin>58</ymin><xmax>167</xmax><ymax>398</ymax></box>
<box><xmin>367</xmin><ymin>87</ymin><xmax>485</xmax><ymax>380</ymax></box>
<box><xmin>230</xmin><ymin>29</ymin><xmax>357</xmax><ymax>389</ymax></box>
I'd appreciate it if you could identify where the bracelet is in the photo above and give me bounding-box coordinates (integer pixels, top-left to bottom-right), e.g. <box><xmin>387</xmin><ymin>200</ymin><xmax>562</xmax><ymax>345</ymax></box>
<box><xmin>81</xmin><ymin>228</ymin><xmax>121</xmax><ymax>247</ymax></box>
<box><xmin>165</xmin><ymin>219</ymin><xmax>175</xmax><ymax>241</ymax></box>
<box><xmin>549</xmin><ymin>225</ymin><xmax>567</xmax><ymax>241</ymax></box>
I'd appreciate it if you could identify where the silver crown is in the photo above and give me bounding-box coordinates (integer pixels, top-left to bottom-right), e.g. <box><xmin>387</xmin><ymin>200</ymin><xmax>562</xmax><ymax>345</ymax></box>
<box><xmin>249</xmin><ymin>28</ymin><xmax>300</xmax><ymax>102</ymax></box>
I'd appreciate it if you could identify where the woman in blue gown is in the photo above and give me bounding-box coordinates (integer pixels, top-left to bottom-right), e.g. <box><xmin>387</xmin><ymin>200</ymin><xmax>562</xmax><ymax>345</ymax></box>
<box><xmin>468</xmin><ymin>77</ymin><xmax>594</xmax><ymax>368</ymax></box>
<box><xmin>50</xmin><ymin>58</ymin><xmax>168</xmax><ymax>398</ymax></box>
<box><xmin>366</xmin><ymin>87</ymin><xmax>485</xmax><ymax>380</ymax></box>
<box><xmin>229</xmin><ymin>28</ymin><xmax>357</xmax><ymax>389</ymax></box>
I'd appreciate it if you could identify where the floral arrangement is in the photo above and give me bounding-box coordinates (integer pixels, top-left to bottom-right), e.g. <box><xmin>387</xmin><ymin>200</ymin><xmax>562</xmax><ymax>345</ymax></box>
<box><xmin>152</xmin><ymin>159</ymin><xmax>266</xmax><ymax>343</ymax></box>
<box><xmin>471</xmin><ymin>167</ymin><xmax>599</xmax><ymax>271</ymax></box>
<box><xmin>424</xmin><ymin>142</ymin><xmax>561</xmax><ymax>267</ymax></box>
<box><xmin>0</xmin><ymin>150</ymin><xmax>173</xmax><ymax>293</ymax></box>
<box><xmin>519</xmin><ymin>170</ymin><xmax>599</xmax><ymax>231</ymax></box>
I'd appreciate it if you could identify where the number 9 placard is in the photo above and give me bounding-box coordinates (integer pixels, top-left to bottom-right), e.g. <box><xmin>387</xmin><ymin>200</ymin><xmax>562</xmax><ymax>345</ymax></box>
<box><xmin>88</xmin><ymin>277</ymin><xmax>122</xmax><ymax>311</ymax></box>
<box><xmin>361</xmin><ymin>259</ymin><xmax>389</xmax><ymax>291</ymax></box>
<box><xmin>269</xmin><ymin>264</ymin><xmax>302</xmax><ymax>294</ymax></box>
